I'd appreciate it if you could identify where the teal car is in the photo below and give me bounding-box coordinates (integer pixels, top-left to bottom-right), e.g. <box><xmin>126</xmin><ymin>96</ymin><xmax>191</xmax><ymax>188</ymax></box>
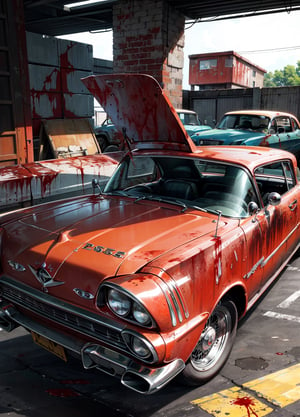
<box><xmin>194</xmin><ymin>110</ymin><xmax>300</xmax><ymax>161</ymax></box>
<box><xmin>176</xmin><ymin>108</ymin><xmax>212</xmax><ymax>137</ymax></box>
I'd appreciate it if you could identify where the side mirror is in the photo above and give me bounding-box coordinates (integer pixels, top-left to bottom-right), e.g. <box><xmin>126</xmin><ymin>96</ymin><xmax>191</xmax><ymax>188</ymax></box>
<box><xmin>248</xmin><ymin>201</ymin><xmax>259</xmax><ymax>216</ymax></box>
<box><xmin>268</xmin><ymin>192</ymin><xmax>281</xmax><ymax>206</ymax></box>
<box><xmin>92</xmin><ymin>178</ymin><xmax>102</xmax><ymax>194</ymax></box>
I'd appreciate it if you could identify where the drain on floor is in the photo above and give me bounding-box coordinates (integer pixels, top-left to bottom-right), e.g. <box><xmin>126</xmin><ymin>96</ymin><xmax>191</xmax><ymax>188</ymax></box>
<box><xmin>235</xmin><ymin>356</ymin><xmax>269</xmax><ymax>370</ymax></box>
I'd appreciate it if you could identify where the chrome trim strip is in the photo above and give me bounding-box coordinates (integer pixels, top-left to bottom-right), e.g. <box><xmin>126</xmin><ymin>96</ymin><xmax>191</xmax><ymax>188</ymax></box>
<box><xmin>158</xmin><ymin>282</ymin><xmax>177</xmax><ymax>327</ymax></box>
<box><xmin>167</xmin><ymin>279</ymin><xmax>189</xmax><ymax>320</ymax></box>
<box><xmin>262</xmin><ymin>224</ymin><xmax>299</xmax><ymax>267</ymax></box>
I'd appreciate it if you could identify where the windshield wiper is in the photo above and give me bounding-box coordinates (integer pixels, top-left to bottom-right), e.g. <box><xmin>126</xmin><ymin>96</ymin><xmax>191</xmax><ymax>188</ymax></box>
<box><xmin>134</xmin><ymin>194</ymin><xmax>188</xmax><ymax>212</ymax></box>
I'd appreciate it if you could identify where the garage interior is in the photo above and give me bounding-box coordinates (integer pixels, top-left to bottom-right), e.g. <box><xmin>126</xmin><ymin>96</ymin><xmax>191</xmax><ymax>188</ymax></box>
<box><xmin>1</xmin><ymin>0</ymin><xmax>300</xmax><ymax>212</ymax></box>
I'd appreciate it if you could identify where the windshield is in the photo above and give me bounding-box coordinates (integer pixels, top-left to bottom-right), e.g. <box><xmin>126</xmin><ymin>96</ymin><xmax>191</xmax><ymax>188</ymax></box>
<box><xmin>104</xmin><ymin>155</ymin><xmax>258</xmax><ymax>218</ymax></box>
<box><xmin>218</xmin><ymin>114</ymin><xmax>270</xmax><ymax>132</ymax></box>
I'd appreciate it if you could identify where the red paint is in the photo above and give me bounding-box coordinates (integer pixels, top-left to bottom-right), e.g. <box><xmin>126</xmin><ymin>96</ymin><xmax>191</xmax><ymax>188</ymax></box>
<box><xmin>231</xmin><ymin>397</ymin><xmax>259</xmax><ymax>417</ymax></box>
<box><xmin>259</xmin><ymin>135</ymin><xmax>271</xmax><ymax>146</ymax></box>
<box><xmin>46</xmin><ymin>388</ymin><xmax>80</xmax><ymax>397</ymax></box>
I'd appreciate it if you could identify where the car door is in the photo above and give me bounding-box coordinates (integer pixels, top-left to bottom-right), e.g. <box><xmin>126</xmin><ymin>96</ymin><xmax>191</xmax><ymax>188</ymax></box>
<box><xmin>270</xmin><ymin>116</ymin><xmax>300</xmax><ymax>156</ymax></box>
<box><xmin>254</xmin><ymin>160</ymin><xmax>300</xmax><ymax>286</ymax></box>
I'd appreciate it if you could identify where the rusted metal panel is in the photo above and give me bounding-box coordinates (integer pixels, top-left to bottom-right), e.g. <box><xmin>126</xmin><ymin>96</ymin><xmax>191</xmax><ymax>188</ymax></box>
<box><xmin>0</xmin><ymin>154</ymin><xmax>118</xmax><ymax>212</ymax></box>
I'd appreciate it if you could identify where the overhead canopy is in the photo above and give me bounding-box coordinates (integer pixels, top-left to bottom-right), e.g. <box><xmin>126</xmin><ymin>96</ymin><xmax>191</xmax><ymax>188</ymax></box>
<box><xmin>24</xmin><ymin>0</ymin><xmax>300</xmax><ymax>36</ymax></box>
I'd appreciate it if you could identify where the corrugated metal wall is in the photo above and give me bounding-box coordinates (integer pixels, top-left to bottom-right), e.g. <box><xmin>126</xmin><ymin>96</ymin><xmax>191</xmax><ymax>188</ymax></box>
<box><xmin>185</xmin><ymin>86</ymin><xmax>300</xmax><ymax>126</ymax></box>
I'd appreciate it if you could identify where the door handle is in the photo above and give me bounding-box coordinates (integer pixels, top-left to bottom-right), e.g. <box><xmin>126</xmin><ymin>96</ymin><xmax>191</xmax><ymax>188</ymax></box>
<box><xmin>288</xmin><ymin>199</ymin><xmax>297</xmax><ymax>211</ymax></box>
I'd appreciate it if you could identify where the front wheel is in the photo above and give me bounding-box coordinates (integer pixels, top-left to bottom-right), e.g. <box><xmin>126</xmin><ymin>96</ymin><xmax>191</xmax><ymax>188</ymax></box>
<box><xmin>180</xmin><ymin>300</ymin><xmax>238</xmax><ymax>386</ymax></box>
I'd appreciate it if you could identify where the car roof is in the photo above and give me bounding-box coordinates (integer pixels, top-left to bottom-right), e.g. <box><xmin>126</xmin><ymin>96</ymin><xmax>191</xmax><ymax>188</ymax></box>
<box><xmin>137</xmin><ymin>145</ymin><xmax>297</xmax><ymax>173</ymax></box>
<box><xmin>175</xmin><ymin>108</ymin><xmax>197</xmax><ymax>115</ymax></box>
<box><xmin>225</xmin><ymin>109</ymin><xmax>297</xmax><ymax>119</ymax></box>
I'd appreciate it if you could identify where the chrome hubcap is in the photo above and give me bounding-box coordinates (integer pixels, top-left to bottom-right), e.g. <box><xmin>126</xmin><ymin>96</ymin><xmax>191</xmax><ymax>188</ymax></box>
<box><xmin>201</xmin><ymin>326</ymin><xmax>216</xmax><ymax>351</ymax></box>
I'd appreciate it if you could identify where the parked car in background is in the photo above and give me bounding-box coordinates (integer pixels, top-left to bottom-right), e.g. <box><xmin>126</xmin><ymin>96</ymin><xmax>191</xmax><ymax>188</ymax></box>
<box><xmin>176</xmin><ymin>108</ymin><xmax>212</xmax><ymax>138</ymax></box>
<box><xmin>193</xmin><ymin>110</ymin><xmax>300</xmax><ymax>161</ymax></box>
<box><xmin>1</xmin><ymin>74</ymin><xmax>300</xmax><ymax>395</ymax></box>
<box><xmin>94</xmin><ymin>118</ymin><xmax>124</xmax><ymax>152</ymax></box>
<box><xmin>96</xmin><ymin>109</ymin><xmax>211</xmax><ymax>152</ymax></box>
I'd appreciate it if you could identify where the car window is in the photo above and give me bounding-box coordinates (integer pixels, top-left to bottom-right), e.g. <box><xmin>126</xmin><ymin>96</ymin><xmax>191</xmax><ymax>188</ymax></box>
<box><xmin>218</xmin><ymin>114</ymin><xmax>270</xmax><ymax>132</ymax></box>
<box><xmin>291</xmin><ymin>117</ymin><xmax>300</xmax><ymax>131</ymax></box>
<box><xmin>254</xmin><ymin>160</ymin><xmax>296</xmax><ymax>205</ymax></box>
<box><xmin>274</xmin><ymin>116</ymin><xmax>292</xmax><ymax>133</ymax></box>
<box><xmin>105</xmin><ymin>156</ymin><xmax>258</xmax><ymax>218</ymax></box>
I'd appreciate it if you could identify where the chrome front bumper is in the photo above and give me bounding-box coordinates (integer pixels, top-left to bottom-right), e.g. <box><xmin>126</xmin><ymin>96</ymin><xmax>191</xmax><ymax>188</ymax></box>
<box><xmin>0</xmin><ymin>302</ymin><xmax>185</xmax><ymax>394</ymax></box>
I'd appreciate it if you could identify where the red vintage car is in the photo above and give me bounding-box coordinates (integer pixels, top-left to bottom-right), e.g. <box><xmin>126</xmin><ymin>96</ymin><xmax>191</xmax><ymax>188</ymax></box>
<box><xmin>1</xmin><ymin>74</ymin><xmax>300</xmax><ymax>394</ymax></box>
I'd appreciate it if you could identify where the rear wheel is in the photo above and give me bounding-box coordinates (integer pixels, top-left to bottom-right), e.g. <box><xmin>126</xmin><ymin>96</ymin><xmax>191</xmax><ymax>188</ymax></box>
<box><xmin>180</xmin><ymin>300</ymin><xmax>238</xmax><ymax>385</ymax></box>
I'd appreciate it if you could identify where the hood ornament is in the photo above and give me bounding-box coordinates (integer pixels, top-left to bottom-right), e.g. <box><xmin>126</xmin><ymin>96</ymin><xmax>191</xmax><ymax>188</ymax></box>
<box><xmin>29</xmin><ymin>263</ymin><xmax>64</xmax><ymax>291</ymax></box>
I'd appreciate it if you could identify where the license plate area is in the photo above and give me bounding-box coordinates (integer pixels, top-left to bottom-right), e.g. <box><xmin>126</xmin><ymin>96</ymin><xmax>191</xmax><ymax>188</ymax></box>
<box><xmin>31</xmin><ymin>331</ymin><xmax>67</xmax><ymax>361</ymax></box>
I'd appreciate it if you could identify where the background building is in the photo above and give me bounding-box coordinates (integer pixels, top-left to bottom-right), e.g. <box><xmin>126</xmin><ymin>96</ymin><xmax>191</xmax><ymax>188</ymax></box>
<box><xmin>189</xmin><ymin>51</ymin><xmax>266</xmax><ymax>90</ymax></box>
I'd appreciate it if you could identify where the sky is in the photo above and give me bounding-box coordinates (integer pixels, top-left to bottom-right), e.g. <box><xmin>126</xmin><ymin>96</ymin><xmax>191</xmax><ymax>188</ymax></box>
<box><xmin>60</xmin><ymin>9</ymin><xmax>300</xmax><ymax>89</ymax></box>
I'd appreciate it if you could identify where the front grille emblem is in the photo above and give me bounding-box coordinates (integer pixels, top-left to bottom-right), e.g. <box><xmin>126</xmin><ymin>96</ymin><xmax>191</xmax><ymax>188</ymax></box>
<box><xmin>29</xmin><ymin>263</ymin><xmax>64</xmax><ymax>291</ymax></box>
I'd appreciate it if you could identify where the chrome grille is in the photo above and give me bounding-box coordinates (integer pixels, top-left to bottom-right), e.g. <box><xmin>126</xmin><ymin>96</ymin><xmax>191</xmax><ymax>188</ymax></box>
<box><xmin>1</xmin><ymin>284</ymin><xmax>126</xmax><ymax>349</ymax></box>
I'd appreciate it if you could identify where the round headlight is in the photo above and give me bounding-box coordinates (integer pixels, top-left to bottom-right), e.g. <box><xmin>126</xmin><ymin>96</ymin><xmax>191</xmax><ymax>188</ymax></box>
<box><xmin>131</xmin><ymin>336</ymin><xmax>151</xmax><ymax>358</ymax></box>
<box><xmin>132</xmin><ymin>302</ymin><xmax>151</xmax><ymax>325</ymax></box>
<box><xmin>107</xmin><ymin>289</ymin><xmax>131</xmax><ymax>317</ymax></box>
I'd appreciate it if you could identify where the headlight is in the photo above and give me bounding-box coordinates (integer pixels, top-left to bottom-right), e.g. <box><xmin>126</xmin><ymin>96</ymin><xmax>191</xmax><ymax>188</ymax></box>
<box><xmin>132</xmin><ymin>302</ymin><xmax>151</xmax><ymax>325</ymax></box>
<box><xmin>101</xmin><ymin>284</ymin><xmax>154</xmax><ymax>328</ymax></box>
<box><xmin>107</xmin><ymin>289</ymin><xmax>131</xmax><ymax>316</ymax></box>
<box><xmin>131</xmin><ymin>336</ymin><xmax>151</xmax><ymax>358</ymax></box>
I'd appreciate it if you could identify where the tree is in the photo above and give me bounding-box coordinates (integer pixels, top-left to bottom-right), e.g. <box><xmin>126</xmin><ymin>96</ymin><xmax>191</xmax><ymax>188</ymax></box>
<box><xmin>264</xmin><ymin>63</ymin><xmax>300</xmax><ymax>87</ymax></box>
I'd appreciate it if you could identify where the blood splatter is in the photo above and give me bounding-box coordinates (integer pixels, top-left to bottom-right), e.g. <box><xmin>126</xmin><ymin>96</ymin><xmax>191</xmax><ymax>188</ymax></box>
<box><xmin>231</xmin><ymin>396</ymin><xmax>259</xmax><ymax>417</ymax></box>
<box><xmin>46</xmin><ymin>388</ymin><xmax>80</xmax><ymax>397</ymax></box>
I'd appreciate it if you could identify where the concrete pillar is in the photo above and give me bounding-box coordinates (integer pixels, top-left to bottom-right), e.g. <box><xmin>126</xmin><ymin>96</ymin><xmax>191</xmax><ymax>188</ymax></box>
<box><xmin>113</xmin><ymin>0</ymin><xmax>185</xmax><ymax>108</ymax></box>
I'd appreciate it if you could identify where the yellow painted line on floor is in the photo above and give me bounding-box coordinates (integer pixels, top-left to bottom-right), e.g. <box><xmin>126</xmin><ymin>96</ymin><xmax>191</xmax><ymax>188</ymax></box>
<box><xmin>191</xmin><ymin>363</ymin><xmax>300</xmax><ymax>416</ymax></box>
<box><xmin>191</xmin><ymin>386</ymin><xmax>273</xmax><ymax>417</ymax></box>
<box><xmin>244</xmin><ymin>362</ymin><xmax>300</xmax><ymax>407</ymax></box>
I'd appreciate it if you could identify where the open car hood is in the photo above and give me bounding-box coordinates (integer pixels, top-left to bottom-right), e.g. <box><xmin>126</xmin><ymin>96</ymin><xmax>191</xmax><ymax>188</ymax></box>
<box><xmin>82</xmin><ymin>74</ymin><xmax>196</xmax><ymax>152</ymax></box>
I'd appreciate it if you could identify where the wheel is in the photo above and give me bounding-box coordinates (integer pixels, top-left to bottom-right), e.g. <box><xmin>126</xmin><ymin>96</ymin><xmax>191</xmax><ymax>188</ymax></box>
<box><xmin>180</xmin><ymin>300</ymin><xmax>238</xmax><ymax>386</ymax></box>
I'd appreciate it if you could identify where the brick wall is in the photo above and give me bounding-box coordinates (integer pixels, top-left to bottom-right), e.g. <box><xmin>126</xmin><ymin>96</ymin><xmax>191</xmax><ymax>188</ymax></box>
<box><xmin>113</xmin><ymin>0</ymin><xmax>185</xmax><ymax>108</ymax></box>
